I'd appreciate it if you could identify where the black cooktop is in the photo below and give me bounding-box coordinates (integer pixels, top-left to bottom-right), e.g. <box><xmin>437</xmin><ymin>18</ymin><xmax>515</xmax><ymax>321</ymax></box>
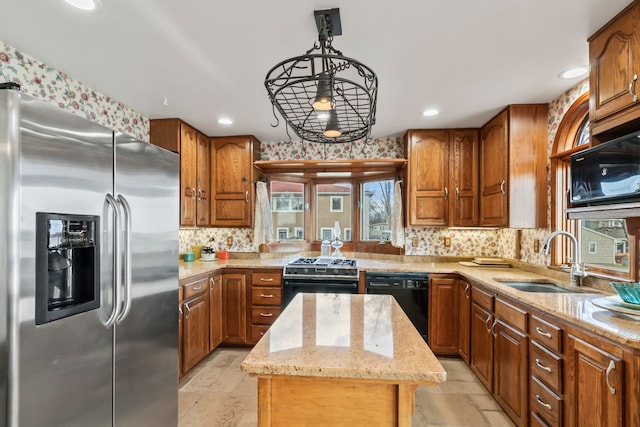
<box><xmin>284</xmin><ymin>257</ymin><xmax>358</xmax><ymax>278</ymax></box>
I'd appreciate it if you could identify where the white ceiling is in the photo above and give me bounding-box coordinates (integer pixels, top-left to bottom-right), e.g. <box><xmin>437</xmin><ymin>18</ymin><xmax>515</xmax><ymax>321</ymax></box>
<box><xmin>1</xmin><ymin>0</ymin><xmax>632</xmax><ymax>142</ymax></box>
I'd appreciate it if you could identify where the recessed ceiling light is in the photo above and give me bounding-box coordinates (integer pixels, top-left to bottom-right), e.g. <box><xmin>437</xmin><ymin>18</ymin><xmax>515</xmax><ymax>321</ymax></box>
<box><xmin>64</xmin><ymin>0</ymin><xmax>100</xmax><ymax>11</ymax></box>
<box><xmin>559</xmin><ymin>66</ymin><xmax>588</xmax><ymax>79</ymax></box>
<box><xmin>218</xmin><ymin>117</ymin><xmax>233</xmax><ymax>125</ymax></box>
<box><xmin>422</xmin><ymin>109</ymin><xmax>439</xmax><ymax>117</ymax></box>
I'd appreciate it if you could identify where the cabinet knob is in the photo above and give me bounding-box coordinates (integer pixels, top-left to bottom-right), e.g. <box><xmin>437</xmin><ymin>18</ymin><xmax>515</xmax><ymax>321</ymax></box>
<box><xmin>629</xmin><ymin>74</ymin><xmax>638</xmax><ymax>102</ymax></box>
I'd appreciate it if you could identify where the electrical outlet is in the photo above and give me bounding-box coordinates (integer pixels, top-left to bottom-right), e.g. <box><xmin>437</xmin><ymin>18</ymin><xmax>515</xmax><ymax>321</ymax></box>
<box><xmin>412</xmin><ymin>237</ymin><xmax>419</xmax><ymax>248</ymax></box>
<box><xmin>444</xmin><ymin>237</ymin><xmax>451</xmax><ymax>247</ymax></box>
<box><xmin>226</xmin><ymin>235</ymin><xmax>233</xmax><ymax>247</ymax></box>
<box><xmin>533</xmin><ymin>239</ymin><xmax>540</xmax><ymax>253</ymax></box>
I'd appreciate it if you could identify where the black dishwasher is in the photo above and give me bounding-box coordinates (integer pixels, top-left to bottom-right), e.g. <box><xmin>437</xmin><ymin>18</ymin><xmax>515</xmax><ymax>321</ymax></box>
<box><xmin>365</xmin><ymin>272</ymin><xmax>429</xmax><ymax>342</ymax></box>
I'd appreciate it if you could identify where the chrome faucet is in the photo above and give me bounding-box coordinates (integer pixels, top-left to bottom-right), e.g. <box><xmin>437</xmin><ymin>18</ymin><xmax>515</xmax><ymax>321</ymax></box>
<box><xmin>542</xmin><ymin>231</ymin><xmax>586</xmax><ymax>286</ymax></box>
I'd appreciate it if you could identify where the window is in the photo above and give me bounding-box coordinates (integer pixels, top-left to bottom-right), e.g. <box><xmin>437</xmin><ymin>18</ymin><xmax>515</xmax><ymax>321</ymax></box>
<box><xmin>270</xmin><ymin>180</ymin><xmax>305</xmax><ymax>241</ymax></box>
<box><xmin>360</xmin><ymin>179</ymin><xmax>394</xmax><ymax>240</ymax></box>
<box><xmin>344</xmin><ymin>228</ymin><xmax>351</xmax><ymax>241</ymax></box>
<box><xmin>330</xmin><ymin>196</ymin><xmax>343</xmax><ymax>212</ymax></box>
<box><xmin>321</xmin><ymin>228</ymin><xmax>333</xmax><ymax>241</ymax></box>
<box><xmin>551</xmin><ymin>92</ymin><xmax>630</xmax><ymax>279</ymax></box>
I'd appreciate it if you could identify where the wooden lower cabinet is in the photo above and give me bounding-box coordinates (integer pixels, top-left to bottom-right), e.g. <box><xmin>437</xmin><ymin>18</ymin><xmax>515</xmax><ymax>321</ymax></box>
<box><xmin>222</xmin><ymin>272</ymin><xmax>248</xmax><ymax>344</ymax></box>
<box><xmin>458</xmin><ymin>279</ymin><xmax>471</xmax><ymax>363</ymax></box>
<box><xmin>209</xmin><ymin>274</ymin><xmax>223</xmax><ymax>351</ymax></box>
<box><xmin>428</xmin><ymin>274</ymin><xmax>459</xmax><ymax>354</ymax></box>
<box><xmin>565</xmin><ymin>334</ymin><xmax>624</xmax><ymax>427</ymax></box>
<box><xmin>182</xmin><ymin>289</ymin><xmax>210</xmax><ymax>373</ymax></box>
<box><xmin>249</xmin><ymin>270</ymin><xmax>283</xmax><ymax>345</ymax></box>
<box><xmin>470</xmin><ymin>301</ymin><xmax>493</xmax><ymax>390</ymax></box>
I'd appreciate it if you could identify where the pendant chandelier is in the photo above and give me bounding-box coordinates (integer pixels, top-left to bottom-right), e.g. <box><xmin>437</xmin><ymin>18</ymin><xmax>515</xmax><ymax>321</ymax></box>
<box><xmin>265</xmin><ymin>8</ymin><xmax>378</xmax><ymax>144</ymax></box>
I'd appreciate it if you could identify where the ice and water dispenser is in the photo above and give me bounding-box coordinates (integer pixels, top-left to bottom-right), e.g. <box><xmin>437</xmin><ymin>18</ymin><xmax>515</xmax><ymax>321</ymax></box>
<box><xmin>35</xmin><ymin>213</ymin><xmax>100</xmax><ymax>325</ymax></box>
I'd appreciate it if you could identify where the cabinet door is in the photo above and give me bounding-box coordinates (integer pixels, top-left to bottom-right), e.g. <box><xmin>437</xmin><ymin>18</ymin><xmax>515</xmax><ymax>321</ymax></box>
<box><xmin>458</xmin><ymin>279</ymin><xmax>471</xmax><ymax>363</ymax></box>
<box><xmin>222</xmin><ymin>273</ymin><xmax>248</xmax><ymax>344</ymax></box>
<box><xmin>479</xmin><ymin>110</ymin><xmax>508</xmax><ymax>227</ymax></box>
<box><xmin>452</xmin><ymin>130</ymin><xmax>479</xmax><ymax>226</ymax></box>
<box><xmin>493</xmin><ymin>319</ymin><xmax>528</xmax><ymax>427</ymax></box>
<box><xmin>406</xmin><ymin>130</ymin><xmax>450</xmax><ymax>226</ymax></box>
<box><xmin>470</xmin><ymin>302</ymin><xmax>493</xmax><ymax>391</ymax></box>
<box><xmin>180</xmin><ymin>123</ymin><xmax>198</xmax><ymax>226</ymax></box>
<box><xmin>209</xmin><ymin>274</ymin><xmax>223</xmax><ymax>351</ymax></box>
<box><xmin>428</xmin><ymin>275</ymin><xmax>459</xmax><ymax>355</ymax></box>
<box><xmin>182</xmin><ymin>293</ymin><xmax>210</xmax><ymax>373</ymax></box>
<box><xmin>589</xmin><ymin>3</ymin><xmax>640</xmax><ymax>123</ymax></box>
<box><xmin>566</xmin><ymin>335</ymin><xmax>624</xmax><ymax>427</ymax></box>
<box><xmin>211</xmin><ymin>137</ymin><xmax>253</xmax><ymax>227</ymax></box>
<box><xmin>196</xmin><ymin>132</ymin><xmax>210</xmax><ymax>226</ymax></box>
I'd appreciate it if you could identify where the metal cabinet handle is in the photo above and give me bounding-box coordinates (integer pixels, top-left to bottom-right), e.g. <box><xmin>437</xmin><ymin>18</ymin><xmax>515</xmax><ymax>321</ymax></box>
<box><xmin>455</xmin><ymin>187</ymin><xmax>460</xmax><ymax>200</ymax></box>
<box><xmin>197</xmin><ymin>189</ymin><xmax>203</xmax><ymax>200</ymax></box>
<box><xmin>535</xmin><ymin>394</ymin><xmax>552</xmax><ymax>410</ymax></box>
<box><xmin>260</xmin><ymin>277</ymin><xmax>274</xmax><ymax>282</ymax></box>
<box><xmin>491</xmin><ymin>319</ymin><xmax>498</xmax><ymax>338</ymax></box>
<box><xmin>191</xmin><ymin>187</ymin><xmax>197</xmax><ymax>199</ymax></box>
<box><xmin>210</xmin><ymin>277</ymin><xmax>215</xmax><ymax>288</ymax></box>
<box><xmin>535</xmin><ymin>358</ymin><xmax>552</xmax><ymax>373</ymax></box>
<box><xmin>116</xmin><ymin>194</ymin><xmax>133</xmax><ymax>324</ymax></box>
<box><xmin>535</xmin><ymin>327</ymin><xmax>552</xmax><ymax>338</ymax></box>
<box><xmin>246</xmin><ymin>191</ymin><xmax>249</xmax><ymax>202</ymax></box>
<box><xmin>192</xmin><ymin>285</ymin><xmax>203</xmax><ymax>291</ymax></box>
<box><xmin>184</xmin><ymin>302</ymin><xmax>191</xmax><ymax>319</ymax></box>
<box><xmin>444</xmin><ymin>187</ymin><xmax>448</xmax><ymax>199</ymax></box>
<box><xmin>104</xmin><ymin>193</ymin><xmax>121</xmax><ymax>328</ymax></box>
<box><xmin>464</xmin><ymin>283</ymin><xmax>470</xmax><ymax>298</ymax></box>
<box><xmin>260</xmin><ymin>294</ymin><xmax>275</xmax><ymax>298</ymax></box>
<box><xmin>484</xmin><ymin>314</ymin><xmax>493</xmax><ymax>333</ymax></box>
<box><xmin>606</xmin><ymin>360</ymin><xmax>616</xmax><ymax>395</ymax></box>
<box><xmin>630</xmin><ymin>74</ymin><xmax>638</xmax><ymax>102</ymax></box>
<box><xmin>500</xmin><ymin>180</ymin><xmax>506</xmax><ymax>194</ymax></box>
<box><xmin>178</xmin><ymin>305</ymin><xmax>183</xmax><ymax>317</ymax></box>
<box><xmin>259</xmin><ymin>312</ymin><xmax>273</xmax><ymax>317</ymax></box>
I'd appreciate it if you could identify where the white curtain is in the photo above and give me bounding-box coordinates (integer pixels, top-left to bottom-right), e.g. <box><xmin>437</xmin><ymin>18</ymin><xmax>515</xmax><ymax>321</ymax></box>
<box><xmin>253</xmin><ymin>181</ymin><xmax>274</xmax><ymax>246</ymax></box>
<box><xmin>390</xmin><ymin>180</ymin><xmax>405</xmax><ymax>248</ymax></box>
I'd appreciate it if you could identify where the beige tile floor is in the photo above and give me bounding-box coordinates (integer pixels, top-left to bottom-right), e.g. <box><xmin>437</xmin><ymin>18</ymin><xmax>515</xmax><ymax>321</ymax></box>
<box><xmin>178</xmin><ymin>348</ymin><xmax>515</xmax><ymax>427</ymax></box>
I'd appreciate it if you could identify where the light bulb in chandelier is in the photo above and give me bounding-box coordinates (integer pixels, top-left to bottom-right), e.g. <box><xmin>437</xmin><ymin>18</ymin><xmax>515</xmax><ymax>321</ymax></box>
<box><xmin>323</xmin><ymin>109</ymin><xmax>342</xmax><ymax>138</ymax></box>
<box><xmin>312</xmin><ymin>73</ymin><xmax>335</xmax><ymax>111</ymax></box>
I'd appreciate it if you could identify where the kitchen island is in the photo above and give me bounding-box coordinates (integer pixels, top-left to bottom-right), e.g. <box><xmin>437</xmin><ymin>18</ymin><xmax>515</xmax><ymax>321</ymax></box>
<box><xmin>240</xmin><ymin>293</ymin><xmax>446</xmax><ymax>426</ymax></box>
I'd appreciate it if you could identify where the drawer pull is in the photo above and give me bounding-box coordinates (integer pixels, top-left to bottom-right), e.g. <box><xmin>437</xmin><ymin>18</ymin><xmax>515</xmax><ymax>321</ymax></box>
<box><xmin>535</xmin><ymin>358</ymin><xmax>552</xmax><ymax>373</ymax></box>
<box><xmin>260</xmin><ymin>294</ymin><xmax>275</xmax><ymax>298</ymax></box>
<box><xmin>535</xmin><ymin>394</ymin><xmax>552</xmax><ymax>410</ymax></box>
<box><xmin>191</xmin><ymin>285</ymin><xmax>203</xmax><ymax>291</ymax></box>
<box><xmin>491</xmin><ymin>319</ymin><xmax>498</xmax><ymax>338</ymax></box>
<box><xmin>260</xmin><ymin>277</ymin><xmax>274</xmax><ymax>282</ymax></box>
<box><xmin>464</xmin><ymin>283</ymin><xmax>470</xmax><ymax>298</ymax></box>
<box><xmin>606</xmin><ymin>360</ymin><xmax>616</xmax><ymax>395</ymax></box>
<box><xmin>535</xmin><ymin>327</ymin><xmax>552</xmax><ymax>338</ymax></box>
<box><xmin>484</xmin><ymin>314</ymin><xmax>493</xmax><ymax>333</ymax></box>
<box><xmin>259</xmin><ymin>312</ymin><xmax>274</xmax><ymax>317</ymax></box>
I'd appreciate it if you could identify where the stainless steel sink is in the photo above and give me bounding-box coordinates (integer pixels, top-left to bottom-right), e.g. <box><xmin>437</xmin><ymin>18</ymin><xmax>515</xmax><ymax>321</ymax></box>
<box><xmin>495</xmin><ymin>281</ymin><xmax>579</xmax><ymax>293</ymax></box>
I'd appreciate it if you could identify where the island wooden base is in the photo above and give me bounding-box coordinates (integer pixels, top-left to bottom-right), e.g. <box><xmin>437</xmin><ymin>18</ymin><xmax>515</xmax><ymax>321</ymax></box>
<box><xmin>256</xmin><ymin>375</ymin><xmax>429</xmax><ymax>426</ymax></box>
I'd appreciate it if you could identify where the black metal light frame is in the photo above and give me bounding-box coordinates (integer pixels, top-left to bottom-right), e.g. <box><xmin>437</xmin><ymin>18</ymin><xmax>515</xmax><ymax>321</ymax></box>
<box><xmin>265</xmin><ymin>8</ymin><xmax>378</xmax><ymax>144</ymax></box>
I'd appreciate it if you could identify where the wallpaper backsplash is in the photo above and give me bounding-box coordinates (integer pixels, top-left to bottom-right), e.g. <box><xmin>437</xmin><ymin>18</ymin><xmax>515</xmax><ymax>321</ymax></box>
<box><xmin>1</xmin><ymin>40</ymin><xmax>588</xmax><ymax>266</ymax></box>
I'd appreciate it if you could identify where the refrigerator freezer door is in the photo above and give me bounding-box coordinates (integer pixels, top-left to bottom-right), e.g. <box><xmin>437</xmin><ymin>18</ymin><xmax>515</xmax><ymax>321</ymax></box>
<box><xmin>113</xmin><ymin>136</ymin><xmax>179</xmax><ymax>427</ymax></box>
<box><xmin>13</xmin><ymin>92</ymin><xmax>113</xmax><ymax>426</ymax></box>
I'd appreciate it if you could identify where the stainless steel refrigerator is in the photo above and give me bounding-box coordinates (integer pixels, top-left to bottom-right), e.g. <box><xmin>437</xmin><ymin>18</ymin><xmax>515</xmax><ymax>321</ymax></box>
<box><xmin>0</xmin><ymin>87</ymin><xmax>179</xmax><ymax>427</ymax></box>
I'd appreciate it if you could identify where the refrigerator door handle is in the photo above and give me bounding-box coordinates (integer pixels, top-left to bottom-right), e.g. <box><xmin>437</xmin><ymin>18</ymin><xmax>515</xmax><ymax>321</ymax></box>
<box><xmin>105</xmin><ymin>193</ymin><xmax>121</xmax><ymax>328</ymax></box>
<box><xmin>116</xmin><ymin>194</ymin><xmax>133</xmax><ymax>324</ymax></box>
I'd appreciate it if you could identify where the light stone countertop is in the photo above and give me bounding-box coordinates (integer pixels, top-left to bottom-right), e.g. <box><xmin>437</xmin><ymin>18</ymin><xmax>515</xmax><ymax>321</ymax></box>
<box><xmin>240</xmin><ymin>292</ymin><xmax>447</xmax><ymax>384</ymax></box>
<box><xmin>178</xmin><ymin>256</ymin><xmax>640</xmax><ymax>349</ymax></box>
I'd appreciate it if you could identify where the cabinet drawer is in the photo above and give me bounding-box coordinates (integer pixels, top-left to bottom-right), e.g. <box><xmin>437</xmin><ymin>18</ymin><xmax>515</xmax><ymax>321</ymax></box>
<box><xmin>495</xmin><ymin>296</ymin><xmax>527</xmax><ymax>332</ymax></box>
<box><xmin>530</xmin><ymin>376</ymin><xmax>562</xmax><ymax>426</ymax></box>
<box><xmin>471</xmin><ymin>285</ymin><xmax>493</xmax><ymax>310</ymax></box>
<box><xmin>183</xmin><ymin>276</ymin><xmax>208</xmax><ymax>300</ymax></box>
<box><xmin>530</xmin><ymin>411</ymin><xmax>553</xmax><ymax>427</ymax></box>
<box><xmin>252</xmin><ymin>271</ymin><xmax>282</xmax><ymax>286</ymax></box>
<box><xmin>251</xmin><ymin>306</ymin><xmax>281</xmax><ymax>325</ymax></box>
<box><xmin>251</xmin><ymin>287</ymin><xmax>282</xmax><ymax>306</ymax></box>
<box><xmin>529</xmin><ymin>314</ymin><xmax>562</xmax><ymax>353</ymax></box>
<box><xmin>251</xmin><ymin>324</ymin><xmax>270</xmax><ymax>343</ymax></box>
<box><xmin>530</xmin><ymin>341</ymin><xmax>562</xmax><ymax>393</ymax></box>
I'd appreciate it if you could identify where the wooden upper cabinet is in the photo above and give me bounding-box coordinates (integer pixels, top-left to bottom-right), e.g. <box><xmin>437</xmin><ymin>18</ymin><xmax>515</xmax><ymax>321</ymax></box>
<box><xmin>479</xmin><ymin>105</ymin><xmax>548</xmax><ymax>228</ymax></box>
<box><xmin>589</xmin><ymin>1</ymin><xmax>640</xmax><ymax>134</ymax></box>
<box><xmin>210</xmin><ymin>136</ymin><xmax>261</xmax><ymax>227</ymax></box>
<box><xmin>150</xmin><ymin>118</ymin><xmax>211</xmax><ymax>226</ymax></box>
<box><xmin>404</xmin><ymin>129</ymin><xmax>478</xmax><ymax>227</ymax></box>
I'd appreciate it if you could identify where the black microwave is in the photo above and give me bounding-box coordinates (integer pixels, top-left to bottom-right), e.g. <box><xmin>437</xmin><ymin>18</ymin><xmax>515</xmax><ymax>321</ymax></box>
<box><xmin>570</xmin><ymin>131</ymin><xmax>640</xmax><ymax>206</ymax></box>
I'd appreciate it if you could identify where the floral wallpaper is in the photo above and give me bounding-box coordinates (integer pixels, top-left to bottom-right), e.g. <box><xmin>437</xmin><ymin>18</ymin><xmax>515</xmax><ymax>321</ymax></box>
<box><xmin>0</xmin><ymin>41</ymin><xmax>149</xmax><ymax>141</ymax></box>
<box><xmin>1</xmin><ymin>40</ymin><xmax>588</xmax><ymax>263</ymax></box>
